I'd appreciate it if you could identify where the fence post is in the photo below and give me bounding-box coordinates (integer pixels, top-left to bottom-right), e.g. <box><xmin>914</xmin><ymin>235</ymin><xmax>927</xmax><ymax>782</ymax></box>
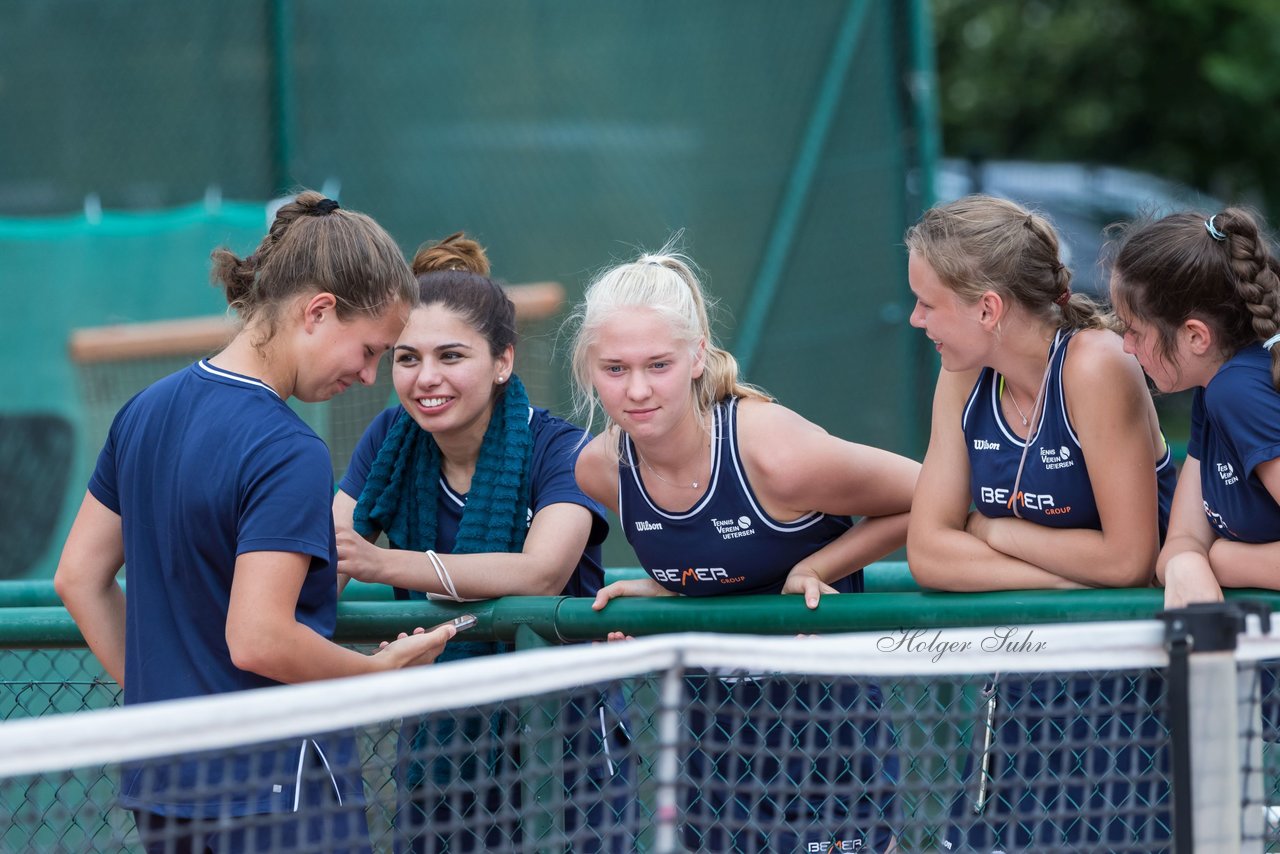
<box><xmin>1161</xmin><ymin>602</ymin><xmax>1249</xmax><ymax>853</ymax></box>
<box><xmin>652</xmin><ymin>654</ymin><xmax>686</xmax><ymax>854</ymax></box>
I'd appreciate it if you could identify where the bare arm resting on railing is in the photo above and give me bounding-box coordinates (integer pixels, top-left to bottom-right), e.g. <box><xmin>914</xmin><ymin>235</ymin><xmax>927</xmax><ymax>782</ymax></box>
<box><xmin>955</xmin><ymin>335</ymin><xmax>1166</xmax><ymax>587</ymax></box>
<box><xmin>579</xmin><ymin>401</ymin><xmax>919</xmax><ymax>611</ymax></box>
<box><xmin>907</xmin><ymin>369</ymin><xmax>1087</xmax><ymax>591</ymax></box>
<box><xmin>733</xmin><ymin>399</ymin><xmax>916</xmax><ymax>606</ymax></box>
<box><xmin>1155</xmin><ymin>456</ymin><xmax>1224</xmax><ymax>608</ymax></box>
<box><xmin>334</xmin><ymin>490</ymin><xmax>596</xmax><ymax>598</ymax></box>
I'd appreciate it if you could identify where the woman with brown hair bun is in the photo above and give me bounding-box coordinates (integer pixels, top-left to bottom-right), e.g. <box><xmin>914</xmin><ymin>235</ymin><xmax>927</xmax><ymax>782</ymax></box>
<box><xmin>333</xmin><ymin>231</ymin><xmax>610</xmax><ymax>852</ymax></box>
<box><xmin>55</xmin><ymin>191</ymin><xmax>454</xmax><ymax>853</ymax></box>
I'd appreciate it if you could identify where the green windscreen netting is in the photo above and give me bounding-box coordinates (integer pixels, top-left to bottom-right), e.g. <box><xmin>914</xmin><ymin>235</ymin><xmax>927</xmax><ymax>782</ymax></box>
<box><xmin>0</xmin><ymin>0</ymin><xmax>937</xmax><ymax>578</ymax></box>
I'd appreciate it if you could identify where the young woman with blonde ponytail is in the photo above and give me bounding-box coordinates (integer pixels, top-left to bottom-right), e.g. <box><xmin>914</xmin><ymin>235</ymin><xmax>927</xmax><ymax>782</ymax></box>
<box><xmin>569</xmin><ymin>242</ymin><xmax>917</xmax><ymax>851</ymax></box>
<box><xmin>905</xmin><ymin>195</ymin><xmax>1176</xmax><ymax>851</ymax></box>
<box><xmin>1111</xmin><ymin>207</ymin><xmax>1280</xmax><ymax>608</ymax></box>
<box><xmin>906</xmin><ymin>194</ymin><xmax>1176</xmax><ymax>592</ymax></box>
<box><xmin>570</xmin><ymin>245</ymin><xmax>918</xmax><ymax>607</ymax></box>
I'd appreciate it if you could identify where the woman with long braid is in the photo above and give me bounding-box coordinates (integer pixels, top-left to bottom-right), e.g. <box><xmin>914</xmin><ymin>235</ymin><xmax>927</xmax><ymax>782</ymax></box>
<box><xmin>1110</xmin><ymin>207</ymin><xmax>1280</xmax><ymax>607</ymax></box>
<box><xmin>333</xmin><ymin>232</ymin><xmax>609</xmax><ymax>852</ymax></box>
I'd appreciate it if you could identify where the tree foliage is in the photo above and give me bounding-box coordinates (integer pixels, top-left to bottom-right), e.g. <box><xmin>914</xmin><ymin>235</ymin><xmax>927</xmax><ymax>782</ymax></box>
<box><xmin>933</xmin><ymin>0</ymin><xmax>1280</xmax><ymax>215</ymax></box>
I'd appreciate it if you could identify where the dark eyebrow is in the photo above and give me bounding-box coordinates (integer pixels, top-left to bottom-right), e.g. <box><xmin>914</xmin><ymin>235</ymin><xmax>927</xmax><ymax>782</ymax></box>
<box><xmin>434</xmin><ymin>342</ymin><xmax>472</xmax><ymax>352</ymax></box>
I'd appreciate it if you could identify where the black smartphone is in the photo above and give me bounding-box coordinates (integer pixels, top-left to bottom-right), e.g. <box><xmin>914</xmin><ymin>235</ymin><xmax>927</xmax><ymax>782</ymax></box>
<box><xmin>433</xmin><ymin>614</ymin><xmax>477</xmax><ymax>633</ymax></box>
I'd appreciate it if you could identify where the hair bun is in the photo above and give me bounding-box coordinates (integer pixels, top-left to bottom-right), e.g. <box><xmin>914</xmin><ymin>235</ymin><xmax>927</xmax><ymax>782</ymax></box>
<box><xmin>412</xmin><ymin>231</ymin><xmax>491</xmax><ymax>277</ymax></box>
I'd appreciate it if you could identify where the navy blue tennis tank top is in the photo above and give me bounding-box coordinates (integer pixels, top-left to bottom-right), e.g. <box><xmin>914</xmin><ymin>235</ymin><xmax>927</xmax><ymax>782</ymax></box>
<box><xmin>1191</xmin><ymin>344</ymin><xmax>1280</xmax><ymax>543</ymax></box>
<box><xmin>964</xmin><ymin>329</ymin><xmax>1176</xmax><ymax>535</ymax></box>
<box><xmin>619</xmin><ymin>397</ymin><xmax>859</xmax><ymax>596</ymax></box>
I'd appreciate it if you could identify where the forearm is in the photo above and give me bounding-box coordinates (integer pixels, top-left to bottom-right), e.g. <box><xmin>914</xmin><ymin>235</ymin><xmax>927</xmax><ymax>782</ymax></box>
<box><xmin>985</xmin><ymin>519</ymin><xmax>1157</xmax><ymax>588</ymax></box>
<box><xmin>229</xmin><ymin>619</ymin><xmax>389</xmax><ymax>684</ymax></box>
<box><xmin>802</xmin><ymin>513</ymin><xmax>909</xmax><ymax>584</ymax></box>
<box><xmin>60</xmin><ymin>581</ymin><xmax>128</xmax><ymax>687</ymax></box>
<box><xmin>908</xmin><ymin>527</ymin><xmax>1085</xmax><ymax>592</ymax></box>
<box><xmin>1209</xmin><ymin>539</ymin><xmax>1280</xmax><ymax>591</ymax></box>
<box><xmin>363</xmin><ymin>548</ymin><xmax>569</xmax><ymax>598</ymax></box>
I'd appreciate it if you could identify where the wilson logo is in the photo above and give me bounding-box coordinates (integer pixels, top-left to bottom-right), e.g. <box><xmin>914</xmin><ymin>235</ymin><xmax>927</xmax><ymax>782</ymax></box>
<box><xmin>973</xmin><ymin>439</ymin><xmax>1000</xmax><ymax>451</ymax></box>
<box><xmin>634</xmin><ymin>520</ymin><xmax>664</xmax><ymax>532</ymax></box>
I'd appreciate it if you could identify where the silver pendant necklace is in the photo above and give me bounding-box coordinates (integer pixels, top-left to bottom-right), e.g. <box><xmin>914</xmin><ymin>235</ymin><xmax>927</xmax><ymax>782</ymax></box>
<box><xmin>1005</xmin><ymin>384</ymin><xmax>1031</xmax><ymax>427</ymax></box>
<box><xmin>637</xmin><ymin>416</ymin><xmax>712</xmax><ymax>490</ymax></box>
<box><xmin>638</xmin><ymin>450</ymin><xmax>703</xmax><ymax>490</ymax></box>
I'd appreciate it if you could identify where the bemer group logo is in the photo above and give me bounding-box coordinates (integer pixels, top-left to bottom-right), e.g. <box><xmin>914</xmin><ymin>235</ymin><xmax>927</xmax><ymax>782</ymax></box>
<box><xmin>651</xmin><ymin>566</ymin><xmax>729</xmax><ymax>585</ymax></box>
<box><xmin>805</xmin><ymin>838</ymin><xmax>864</xmax><ymax>852</ymax></box>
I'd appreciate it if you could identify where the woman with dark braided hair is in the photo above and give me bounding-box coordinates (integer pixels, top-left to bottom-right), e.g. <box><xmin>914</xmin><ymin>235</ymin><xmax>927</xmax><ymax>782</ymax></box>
<box><xmin>55</xmin><ymin>191</ymin><xmax>455</xmax><ymax>853</ymax></box>
<box><xmin>333</xmin><ymin>232</ymin><xmax>609</xmax><ymax>853</ymax></box>
<box><xmin>906</xmin><ymin>195</ymin><xmax>1175</xmax><ymax>850</ymax></box>
<box><xmin>1110</xmin><ymin>207</ymin><xmax>1280</xmax><ymax>608</ymax></box>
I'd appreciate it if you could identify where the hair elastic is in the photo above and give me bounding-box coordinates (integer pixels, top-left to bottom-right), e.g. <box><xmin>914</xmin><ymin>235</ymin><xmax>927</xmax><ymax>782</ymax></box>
<box><xmin>1264</xmin><ymin>333</ymin><xmax>1280</xmax><ymax>352</ymax></box>
<box><xmin>426</xmin><ymin>549</ymin><xmax>462</xmax><ymax>601</ymax></box>
<box><xmin>315</xmin><ymin>198</ymin><xmax>341</xmax><ymax>215</ymax></box>
<box><xmin>1205</xmin><ymin>215</ymin><xmax>1227</xmax><ymax>241</ymax></box>
<box><xmin>1054</xmin><ymin>288</ymin><xmax>1071</xmax><ymax>307</ymax></box>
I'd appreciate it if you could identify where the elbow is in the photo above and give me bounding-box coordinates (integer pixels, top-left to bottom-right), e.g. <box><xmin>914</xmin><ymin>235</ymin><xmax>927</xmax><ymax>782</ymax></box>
<box><xmin>1110</xmin><ymin>559</ymin><xmax>1156</xmax><ymax>589</ymax></box>
<box><xmin>531</xmin><ymin>570</ymin><xmax>573</xmax><ymax>597</ymax></box>
<box><xmin>52</xmin><ymin>565</ymin><xmax>75</xmax><ymax>604</ymax></box>
<box><xmin>1104</xmin><ymin>544</ymin><xmax>1159</xmax><ymax>589</ymax></box>
<box><xmin>905</xmin><ymin>534</ymin><xmax>958</xmax><ymax>592</ymax></box>
<box><xmin>226</xmin><ymin>628</ymin><xmax>278</xmax><ymax>679</ymax></box>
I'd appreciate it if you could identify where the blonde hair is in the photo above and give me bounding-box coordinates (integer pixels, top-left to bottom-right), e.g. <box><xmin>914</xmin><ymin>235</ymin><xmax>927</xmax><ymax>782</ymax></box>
<box><xmin>567</xmin><ymin>241</ymin><xmax>770</xmax><ymax>442</ymax></box>
<box><xmin>905</xmin><ymin>194</ymin><xmax>1116</xmax><ymax>332</ymax></box>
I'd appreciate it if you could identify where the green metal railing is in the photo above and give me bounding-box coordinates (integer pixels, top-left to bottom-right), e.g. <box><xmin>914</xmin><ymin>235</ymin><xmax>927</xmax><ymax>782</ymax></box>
<box><xmin>7</xmin><ymin>563</ymin><xmax>1280</xmax><ymax>648</ymax></box>
<box><xmin>5</xmin><ymin>564</ymin><xmax>1278</xmax><ymax>852</ymax></box>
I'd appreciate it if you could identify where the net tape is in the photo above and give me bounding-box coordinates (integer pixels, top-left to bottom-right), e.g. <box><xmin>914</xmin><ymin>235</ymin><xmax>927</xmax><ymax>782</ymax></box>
<box><xmin>0</xmin><ymin>622</ymin><xmax>1180</xmax><ymax>780</ymax></box>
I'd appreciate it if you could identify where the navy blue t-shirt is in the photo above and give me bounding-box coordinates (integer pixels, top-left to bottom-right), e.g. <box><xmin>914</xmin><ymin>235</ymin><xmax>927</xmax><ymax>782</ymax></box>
<box><xmin>339</xmin><ymin>405</ymin><xmax>609</xmax><ymax>598</ymax></box>
<box><xmin>89</xmin><ymin>360</ymin><xmax>357</xmax><ymax>817</ymax></box>
<box><xmin>620</xmin><ymin>397</ymin><xmax>859</xmax><ymax>597</ymax></box>
<box><xmin>964</xmin><ymin>329</ymin><xmax>1176</xmax><ymax>537</ymax></box>
<box><xmin>1190</xmin><ymin>344</ymin><xmax>1280</xmax><ymax>543</ymax></box>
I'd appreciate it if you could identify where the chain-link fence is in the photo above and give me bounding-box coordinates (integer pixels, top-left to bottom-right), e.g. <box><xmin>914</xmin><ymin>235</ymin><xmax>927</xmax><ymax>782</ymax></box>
<box><xmin>7</xmin><ymin>609</ymin><xmax>1280</xmax><ymax>852</ymax></box>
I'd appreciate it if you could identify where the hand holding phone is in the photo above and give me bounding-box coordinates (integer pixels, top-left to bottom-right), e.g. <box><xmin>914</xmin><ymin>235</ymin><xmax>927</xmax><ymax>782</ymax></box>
<box><xmin>433</xmin><ymin>614</ymin><xmax>478</xmax><ymax>633</ymax></box>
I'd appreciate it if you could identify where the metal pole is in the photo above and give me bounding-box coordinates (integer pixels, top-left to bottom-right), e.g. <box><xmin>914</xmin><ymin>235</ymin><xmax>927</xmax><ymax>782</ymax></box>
<box><xmin>652</xmin><ymin>655</ymin><xmax>686</xmax><ymax>854</ymax></box>
<box><xmin>269</xmin><ymin>0</ymin><xmax>296</xmax><ymax>195</ymax></box>
<box><xmin>1161</xmin><ymin>602</ymin><xmax>1251</xmax><ymax>854</ymax></box>
<box><xmin>734</xmin><ymin>0</ymin><xmax>869</xmax><ymax>376</ymax></box>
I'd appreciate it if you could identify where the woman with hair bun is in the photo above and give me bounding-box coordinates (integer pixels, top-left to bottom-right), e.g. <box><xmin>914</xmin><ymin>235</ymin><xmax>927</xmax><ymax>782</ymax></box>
<box><xmin>569</xmin><ymin>241</ymin><xmax>918</xmax><ymax>851</ymax></box>
<box><xmin>905</xmin><ymin>194</ymin><xmax>1175</xmax><ymax>850</ymax></box>
<box><xmin>333</xmin><ymin>231</ymin><xmax>610</xmax><ymax>852</ymax></box>
<box><xmin>1111</xmin><ymin>207</ymin><xmax>1280</xmax><ymax>608</ymax></box>
<box><xmin>55</xmin><ymin>191</ymin><xmax>454</xmax><ymax>853</ymax></box>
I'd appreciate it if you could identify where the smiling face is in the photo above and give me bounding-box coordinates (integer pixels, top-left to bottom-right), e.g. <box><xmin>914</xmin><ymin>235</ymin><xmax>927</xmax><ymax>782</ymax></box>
<box><xmin>296</xmin><ymin>297</ymin><xmax>407</xmax><ymax>403</ymax></box>
<box><xmin>391</xmin><ymin>303</ymin><xmax>514</xmax><ymax>444</ymax></box>
<box><xmin>587</xmin><ymin>307</ymin><xmax>705</xmax><ymax>442</ymax></box>
<box><xmin>907</xmin><ymin>251</ymin><xmax>989</xmax><ymax>371</ymax></box>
